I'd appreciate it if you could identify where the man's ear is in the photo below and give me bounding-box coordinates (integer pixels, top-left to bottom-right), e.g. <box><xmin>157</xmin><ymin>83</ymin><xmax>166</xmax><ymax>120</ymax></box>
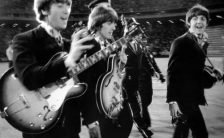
<box><xmin>41</xmin><ymin>10</ymin><xmax>48</xmax><ymax>16</ymax></box>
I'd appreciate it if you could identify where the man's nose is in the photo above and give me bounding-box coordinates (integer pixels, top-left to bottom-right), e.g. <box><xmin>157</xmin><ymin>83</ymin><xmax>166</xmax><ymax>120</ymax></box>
<box><xmin>196</xmin><ymin>18</ymin><xmax>203</xmax><ymax>23</ymax></box>
<box><xmin>112</xmin><ymin>24</ymin><xmax>116</xmax><ymax>30</ymax></box>
<box><xmin>64</xmin><ymin>7</ymin><xmax>71</xmax><ymax>14</ymax></box>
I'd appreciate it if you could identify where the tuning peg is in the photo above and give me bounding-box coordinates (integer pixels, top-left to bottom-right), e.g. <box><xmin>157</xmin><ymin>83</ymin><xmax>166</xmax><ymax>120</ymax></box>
<box><xmin>131</xmin><ymin>17</ymin><xmax>140</xmax><ymax>25</ymax></box>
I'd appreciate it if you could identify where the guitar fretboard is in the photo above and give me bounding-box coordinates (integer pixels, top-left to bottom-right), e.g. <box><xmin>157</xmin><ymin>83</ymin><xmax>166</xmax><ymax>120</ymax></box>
<box><xmin>70</xmin><ymin>37</ymin><xmax>127</xmax><ymax>76</ymax></box>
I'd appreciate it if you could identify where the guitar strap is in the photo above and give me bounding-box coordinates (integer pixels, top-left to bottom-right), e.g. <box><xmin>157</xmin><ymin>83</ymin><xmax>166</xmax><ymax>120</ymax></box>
<box><xmin>199</xmin><ymin>44</ymin><xmax>215</xmax><ymax>69</ymax></box>
<box><xmin>192</xmin><ymin>33</ymin><xmax>223</xmax><ymax>81</ymax></box>
<box><xmin>191</xmin><ymin>32</ymin><xmax>215</xmax><ymax>68</ymax></box>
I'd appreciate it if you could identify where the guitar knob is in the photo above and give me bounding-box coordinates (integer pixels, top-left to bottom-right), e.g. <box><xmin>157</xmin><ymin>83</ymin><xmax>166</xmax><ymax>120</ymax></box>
<box><xmin>29</xmin><ymin>122</ymin><xmax>34</xmax><ymax>127</ymax></box>
<box><xmin>51</xmin><ymin>105</ymin><xmax>56</xmax><ymax>111</ymax></box>
<box><xmin>40</xmin><ymin>124</ymin><xmax>46</xmax><ymax>130</ymax></box>
<box><xmin>49</xmin><ymin>116</ymin><xmax>53</xmax><ymax>120</ymax></box>
<box><xmin>38</xmin><ymin>113</ymin><xmax>43</xmax><ymax>118</ymax></box>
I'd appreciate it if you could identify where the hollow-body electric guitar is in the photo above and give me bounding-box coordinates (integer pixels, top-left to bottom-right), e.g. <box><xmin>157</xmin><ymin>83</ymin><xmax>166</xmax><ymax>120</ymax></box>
<box><xmin>96</xmin><ymin>54</ymin><xmax>125</xmax><ymax>119</ymax></box>
<box><xmin>0</xmin><ymin>67</ymin><xmax>87</xmax><ymax>134</ymax></box>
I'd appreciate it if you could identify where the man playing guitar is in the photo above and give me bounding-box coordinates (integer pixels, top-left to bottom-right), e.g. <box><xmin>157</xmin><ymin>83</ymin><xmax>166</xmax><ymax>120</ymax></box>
<box><xmin>11</xmin><ymin>0</ymin><xmax>93</xmax><ymax>137</ymax></box>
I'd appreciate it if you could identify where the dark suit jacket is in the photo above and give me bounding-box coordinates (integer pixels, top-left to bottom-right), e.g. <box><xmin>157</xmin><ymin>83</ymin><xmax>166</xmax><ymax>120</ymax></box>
<box><xmin>125</xmin><ymin>41</ymin><xmax>153</xmax><ymax>105</ymax></box>
<box><xmin>167</xmin><ymin>32</ymin><xmax>207</xmax><ymax>105</ymax></box>
<box><xmin>78</xmin><ymin>39</ymin><xmax>107</xmax><ymax>125</ymax></box>
<box><xmin>12</xmin><ymin>26</ymin><xmax>82</xmax><ymax>137</ymax></box>
<box><xmin>13</xmin><ymin>26</ymin><xmax>70</xmax><ymax>90</ymax></box>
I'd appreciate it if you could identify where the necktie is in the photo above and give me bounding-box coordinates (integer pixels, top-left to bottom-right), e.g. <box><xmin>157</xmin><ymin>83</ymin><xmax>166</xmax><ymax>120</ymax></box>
<box><xmin>55</xmin><ymin>35</ymin><xmax>64</xmax><ymax>47</ymax></box>
<box><xmin>49</xmin><ymin>28</ymin><xmax>63</xmax><ymax>47</ymax></box>
<box><xmin>100</xmin><ymin>41</ymin><xmax>107</xmax><ymax>49</ymax></box>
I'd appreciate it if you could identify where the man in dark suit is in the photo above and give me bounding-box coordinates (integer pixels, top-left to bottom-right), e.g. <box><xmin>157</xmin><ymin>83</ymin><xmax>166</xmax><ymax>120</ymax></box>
<box><xmin>12</xmin><ymin>0</ymin><xmax>94</xmax><ymax>138</ymax></box>
<box><xmin>123</xmin><ymin>33</ymin><xmax>159</xmax><ymax>138</ymax></box>
<box><xmin>167</xmin><ymin>4</ymin><xmax>211</xmax><ymax>138</ymax></box>
<box><xmin>80</xmin><ymin>4</ymin><xmax>133</xmax><ymax>138</ymax></box>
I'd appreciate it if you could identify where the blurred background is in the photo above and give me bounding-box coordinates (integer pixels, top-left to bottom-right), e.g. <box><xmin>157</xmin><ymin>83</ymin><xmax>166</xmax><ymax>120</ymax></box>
<box><xmin>0</xmin><ymin>0</ymin><xmax>224</xmax><ymax>61</ymax></box>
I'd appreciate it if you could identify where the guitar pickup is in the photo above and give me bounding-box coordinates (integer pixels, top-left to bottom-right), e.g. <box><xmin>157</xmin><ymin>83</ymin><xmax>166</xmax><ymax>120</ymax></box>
<box><xmin>55</xmin><ymin>77</ymin><xmax>68</xmax><ymax>88</ymax></box>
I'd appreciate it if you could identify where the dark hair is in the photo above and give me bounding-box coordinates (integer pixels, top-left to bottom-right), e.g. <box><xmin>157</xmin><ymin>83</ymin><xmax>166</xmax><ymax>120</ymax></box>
<box><xmin>185</xmin><ymin>4</ymin><xmax>210</xmax><ymax>28</ymax></box>
<box><xmin>87</xmin><ymin>5</ymin><xmax>118</xmax><ymax>32</ymax></box>
<box><xmin>33</xmin><ymin>0</ymin><xmax>72</xmax><ymax>22</ymax></box>
<box><xmin>88</xmin><ymin>0</ymin><xmax>109</xmax><ymax>9</ymax></box>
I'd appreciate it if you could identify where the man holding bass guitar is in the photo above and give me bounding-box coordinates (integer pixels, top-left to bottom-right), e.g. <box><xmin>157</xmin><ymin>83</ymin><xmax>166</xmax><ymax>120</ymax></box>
<box><xmin>11</xmin><ymin>0</ymin><xmax>94</xmax><ymax>137</ymax></box>
<box><xmin>167</xmin><ymin>4</ymin><xmax>223</xmax><ymax>138</ymax></box>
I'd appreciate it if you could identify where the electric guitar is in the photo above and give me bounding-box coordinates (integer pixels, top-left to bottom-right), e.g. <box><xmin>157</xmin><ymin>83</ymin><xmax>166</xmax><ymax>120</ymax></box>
<box><xmin>96</xmin><ymin>54</ymin><xmax>125</xmax><ymax>119</ymax></box>
<box><xmin>0</xmin><ymin>66</ymin><xmax>87</xmax><ymax>134</ymax></box>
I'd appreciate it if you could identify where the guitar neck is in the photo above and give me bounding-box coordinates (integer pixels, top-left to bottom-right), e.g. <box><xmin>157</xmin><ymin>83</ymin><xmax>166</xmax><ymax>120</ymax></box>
<box><xmin>70</xmin><ymin>37</ymin><xmax>127</xmax><ymax>76</ymax></box>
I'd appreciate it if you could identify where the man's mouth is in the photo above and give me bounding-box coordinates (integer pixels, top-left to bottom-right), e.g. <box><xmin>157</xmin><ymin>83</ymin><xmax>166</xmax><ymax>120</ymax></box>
<box><xmin>61</xmin><ymin>17</ymin><xmax>68</xmax><ymax>21</ymax></box>
<box><xmin>108</xmin><ymin>32</ymin><xmax>113</xmax><ymax>36</ymax></box>
<box><xmin>195</xmin><ymin>25</ymin><xmax>203</xmax><ymax>29</ymax></box>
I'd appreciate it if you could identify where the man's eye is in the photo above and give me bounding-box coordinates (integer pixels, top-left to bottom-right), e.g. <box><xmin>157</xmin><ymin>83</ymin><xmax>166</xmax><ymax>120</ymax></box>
<box><xmin>57</xmin><ymin>3</ymin><xmax>63</xmax><ymax>7</ymax></box>
<box><xmin>201</xmin><ymin>17</ymin><xmax>206</xmax><ymax>21</ymax></box>
<box><xmin>66</xmin><ymin>2</ymin><xmax>71</xmax><ymax>6</ymax></box>
<box><xmin>192</xmin><ymin>17</ymin><xmax>197</xmax><ymax>20</ymax></box>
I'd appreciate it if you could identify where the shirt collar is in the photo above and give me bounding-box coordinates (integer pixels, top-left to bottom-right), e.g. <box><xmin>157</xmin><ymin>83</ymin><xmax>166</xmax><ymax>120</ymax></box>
<box><xmin>95</xmin><ymin>36</ymin><xmax>106</xmax><ymax>49</ymax></box>
<box><xmin>40</xmin><ymin>22</ymin><xmax>61</xmax><ymax>39</ymax></box>
<box><xmin>95</xmin><ymin>36</ymin><xmax>102</xmax><ymax>44</ymax></box>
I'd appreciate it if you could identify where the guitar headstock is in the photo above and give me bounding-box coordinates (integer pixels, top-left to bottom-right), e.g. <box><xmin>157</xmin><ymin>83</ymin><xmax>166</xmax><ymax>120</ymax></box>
<box><xmin>120</xmin><ymin>16</ymin><xmax>146</xmax><ymax>42</ymax></box>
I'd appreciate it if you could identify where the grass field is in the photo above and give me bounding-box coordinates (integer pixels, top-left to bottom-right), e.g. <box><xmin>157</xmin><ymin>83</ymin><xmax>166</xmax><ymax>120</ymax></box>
<box><xmin>0</xmin><ymin>58</ymin><xmax>224</xmax><ymax>138</ymax></box>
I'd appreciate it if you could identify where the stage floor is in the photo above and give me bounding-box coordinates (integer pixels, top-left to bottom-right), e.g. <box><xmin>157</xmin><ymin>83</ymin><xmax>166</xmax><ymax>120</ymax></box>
<box><xmin>1</xmin><ymin>58</ymin><xmax>224</xmax><ymax>138</ymax></box>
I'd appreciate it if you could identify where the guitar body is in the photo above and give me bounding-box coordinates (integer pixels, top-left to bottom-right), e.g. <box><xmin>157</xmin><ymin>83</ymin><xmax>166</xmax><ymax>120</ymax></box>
<box><xmin>96</xmin><ymin>55</ymin><xmax>125</xmax><ymax>119</ymax></box>
<box><xmin>0</xmin><ymin>68</ymin><xmax>87</xmax><ymax>134</ymax></box>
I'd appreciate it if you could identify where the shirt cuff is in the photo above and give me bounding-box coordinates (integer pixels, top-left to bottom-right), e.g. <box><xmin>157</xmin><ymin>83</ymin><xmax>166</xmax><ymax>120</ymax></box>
<box><xmin>87</xmin><ymin>121</ymin><xmax>99</xmax><ymax>129</ymax></box>
<box><xmin>168</xmin><ymin>101</ymin><xmax>177</xmax><ymax>104</ymax></box>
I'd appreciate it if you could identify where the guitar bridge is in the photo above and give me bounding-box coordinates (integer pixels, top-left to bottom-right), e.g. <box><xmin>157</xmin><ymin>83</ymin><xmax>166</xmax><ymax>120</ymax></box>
<box><xmin>0</xmin><ymin>94</ymin><xmax>30</xmax><ymax>118</ymax></box>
